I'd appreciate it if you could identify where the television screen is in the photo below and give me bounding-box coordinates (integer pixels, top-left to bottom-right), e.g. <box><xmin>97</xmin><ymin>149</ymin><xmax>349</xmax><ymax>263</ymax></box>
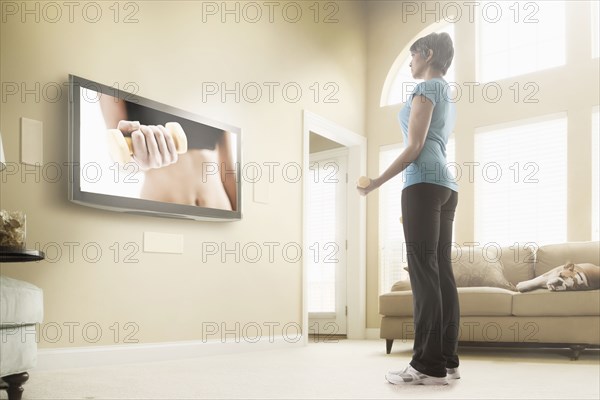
<box><xmin>68</xmin><ymin>75</ymin><xmax>242</xmax><ymax>221</ymax></box>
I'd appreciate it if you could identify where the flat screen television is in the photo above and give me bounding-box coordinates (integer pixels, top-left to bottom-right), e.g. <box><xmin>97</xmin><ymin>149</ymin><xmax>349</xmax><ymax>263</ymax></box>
<box><xmin>68</xmin><ymin>74</ymin><xmax>242</xmax><ymax>221</ymax></box>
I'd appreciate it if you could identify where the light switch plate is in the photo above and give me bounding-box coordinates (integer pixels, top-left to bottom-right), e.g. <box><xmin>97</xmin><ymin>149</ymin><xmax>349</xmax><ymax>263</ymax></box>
<box><xmin>21</xmin><ymin>117</ymin><xmax>43</xmax><ymax>165</ymax></box>
<box><xmin>143</xmin><ymin>232</ymin><xmax>184</xmax><ymax>254</ymax></box>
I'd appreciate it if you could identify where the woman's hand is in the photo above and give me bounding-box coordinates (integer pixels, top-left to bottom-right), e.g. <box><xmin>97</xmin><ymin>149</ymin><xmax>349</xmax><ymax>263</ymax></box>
<box><xmin>356</xmin><ymin>177</ymin><xmax>379</xmax><ymax>196</ymax></box>
<box><xmin>117</xmin><ymin>120</ymin><xmax>179</xmax><ymax>170</ymax></box>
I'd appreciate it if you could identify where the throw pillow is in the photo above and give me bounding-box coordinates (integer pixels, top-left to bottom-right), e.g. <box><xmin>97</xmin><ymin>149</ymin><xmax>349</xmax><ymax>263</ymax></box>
<box><xmin>498</xmin><ymin>242</ymin><xmax>536</xmax><ymax>286</ymax></box>
<box><xmin>403</xmin><ymin>248</ymin><xmax>517</xmax><ymax>291</ymax></box>
<box><xmin>452</xmin><ymin>255</ymin><xmax>516</xmax><ymax>291</ymax></box>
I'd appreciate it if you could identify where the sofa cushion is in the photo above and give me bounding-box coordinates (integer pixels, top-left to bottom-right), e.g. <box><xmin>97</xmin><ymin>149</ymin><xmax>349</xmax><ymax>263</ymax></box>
<box><xmin>457</xmin><ymin>287</ymin><xmax>514</xmax><ymax>315</ymax></box>
<box><xmin>512</xmin><ymin>289</ymin><xmax>600</xmax><ymax>316</ymax></box>
<box><xmin>0</xmin><ymin>276</ymin><xmax>44</xmax><ymax>326</ymax></box>
<box><xmin>535</xmin><ymin>241</ymin><xmax>600</xmax><ymax>276</ymax></box>
<box><xmin>379</xmin><ymin>287</ymin><xmax>514</xmax><ymax>317</ymax></box>
<box><xmin>379</xmin><ymin>291</ymin><xmax>414</xmax><ymax>317</ymax></box>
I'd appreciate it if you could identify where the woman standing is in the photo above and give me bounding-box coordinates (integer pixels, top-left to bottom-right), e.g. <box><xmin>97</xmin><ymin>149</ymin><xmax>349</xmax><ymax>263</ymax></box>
<box><xmin>358</xmin><ymin>32</ymin><xmax>459</xmax><ymax>386</ymax></box>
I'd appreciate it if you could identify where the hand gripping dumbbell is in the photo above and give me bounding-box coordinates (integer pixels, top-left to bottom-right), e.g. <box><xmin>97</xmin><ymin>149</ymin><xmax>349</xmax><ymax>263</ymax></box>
<box><xmin>107</xmin><ymin>122</ymin><xmax>188</xmax><ymax>164</ymax></box>
<box><xmin>356</xmin><ymin>176</ymin><xmax>371</xmax><ymax>189</ymax></box>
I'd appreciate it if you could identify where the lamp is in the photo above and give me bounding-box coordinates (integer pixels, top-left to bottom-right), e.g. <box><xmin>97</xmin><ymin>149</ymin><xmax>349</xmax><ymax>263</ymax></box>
<box><xmin>0</xmin><ymin>131</ymin><xmax>5</xmax><ymax>171</ymax></box>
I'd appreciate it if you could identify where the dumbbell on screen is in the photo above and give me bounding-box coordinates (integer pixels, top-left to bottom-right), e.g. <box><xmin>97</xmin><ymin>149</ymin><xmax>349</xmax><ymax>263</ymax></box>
<box><xmin>107</xmin><ymin>122</ymin><xmax>188</xmax><ymax>165</ymax></box>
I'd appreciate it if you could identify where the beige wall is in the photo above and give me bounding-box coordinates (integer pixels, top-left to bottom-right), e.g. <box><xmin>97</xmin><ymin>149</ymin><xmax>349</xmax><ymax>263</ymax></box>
<box><xmin>0</xmin><ymin>0</ymin><xmax>366</xmax><ymax>347</ymax></box>
<box><xmin>365</xmin><ymin>1</ymin><xmax>599</xmax><ymax>328</ymax></box>
<box><xmin>309</xmin><ymin>132</ymin><xmax>345</xmax><ymax>153</ymax></box>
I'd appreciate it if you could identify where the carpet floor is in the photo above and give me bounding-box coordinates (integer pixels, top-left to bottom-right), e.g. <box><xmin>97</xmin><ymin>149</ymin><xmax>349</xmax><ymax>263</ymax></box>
<box><xmin>5</xmin><ymin>339</ymin><xmax>599</xmax><ymax>399</ymax></box>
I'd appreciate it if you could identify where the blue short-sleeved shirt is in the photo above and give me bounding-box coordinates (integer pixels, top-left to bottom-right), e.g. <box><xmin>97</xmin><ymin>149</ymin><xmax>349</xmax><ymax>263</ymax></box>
<box><xmin>398</xmin><ymin>77</ymin><xmax>458</xmax><ymax>192</ymax></box>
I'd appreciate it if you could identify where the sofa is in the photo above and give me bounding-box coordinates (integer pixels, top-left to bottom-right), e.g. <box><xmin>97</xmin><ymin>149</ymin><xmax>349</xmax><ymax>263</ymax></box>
<box><xmin>0</xmin><ymin>276</ymin><xmax>44</xmax><ymax>400</ymax></box>
<box><xmin>379</xmin><ymin>241</ymin><xmax>600</xmax><ymax>360</ymax></box>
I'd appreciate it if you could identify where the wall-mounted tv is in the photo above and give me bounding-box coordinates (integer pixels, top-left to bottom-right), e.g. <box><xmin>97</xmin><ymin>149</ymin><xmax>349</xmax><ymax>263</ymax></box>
<box><xmin>68</xmin><ymin>74</ymin><xmax>242</xmax><ymax>221</ymax></box>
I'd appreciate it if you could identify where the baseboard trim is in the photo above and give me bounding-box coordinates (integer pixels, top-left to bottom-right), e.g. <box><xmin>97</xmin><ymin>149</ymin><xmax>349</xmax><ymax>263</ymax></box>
<box><xmin>34</xmin><ymin>335</ymin><xmax>303</xmax><ymax>371</ymax></box>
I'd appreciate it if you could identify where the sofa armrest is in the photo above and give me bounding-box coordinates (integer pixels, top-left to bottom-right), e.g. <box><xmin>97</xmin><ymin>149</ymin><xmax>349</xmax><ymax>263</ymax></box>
<box><xmin>391</xmin><ymin>279</ymin><xmax>412</xmax><ymax>292</ymax></box>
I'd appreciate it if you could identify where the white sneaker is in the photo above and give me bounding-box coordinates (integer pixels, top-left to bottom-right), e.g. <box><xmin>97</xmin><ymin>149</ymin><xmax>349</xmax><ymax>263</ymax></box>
<box><xmin>446</xmin><ymin>367</ymin><xmax>460</xmax><ymax>379</ymax></box>
<box><xmin>386</xmin><ymin>366</ymin><xmax>448</xmax><ymax>386</ymax></box>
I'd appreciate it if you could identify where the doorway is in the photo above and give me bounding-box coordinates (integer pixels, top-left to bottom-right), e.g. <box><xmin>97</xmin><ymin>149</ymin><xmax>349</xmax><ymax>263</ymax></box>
<box><xmin>302</xmin><ymin>110</ymin><xmax>367</xmax><ymax>342</ymax></box>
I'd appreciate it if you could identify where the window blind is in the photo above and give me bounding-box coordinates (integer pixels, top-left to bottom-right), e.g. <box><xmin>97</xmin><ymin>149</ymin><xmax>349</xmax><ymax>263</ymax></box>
<box><xmin>308</xmin><ymin>161</ymin><xmax>338</xmax><ymax>313</ymax></box>
<box><xmin>474</xmin><ymin>114</ymin><xmax>567</xmax><ymax>246</ymax></box>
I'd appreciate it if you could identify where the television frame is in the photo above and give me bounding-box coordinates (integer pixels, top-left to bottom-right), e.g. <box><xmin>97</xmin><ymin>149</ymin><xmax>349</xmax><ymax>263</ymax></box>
<box><xmin>68</xmin><ymin>74</ymin><xmax>242</xmax><ymax>221</ymax></box>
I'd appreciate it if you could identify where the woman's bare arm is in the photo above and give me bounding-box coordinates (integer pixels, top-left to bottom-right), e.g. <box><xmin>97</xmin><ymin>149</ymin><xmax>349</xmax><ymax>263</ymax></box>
<box><xmin>358</xmin><ymin>94</ymin><xmax>434</xmax><ymax>195</ymax></box>
<box><xmin>99</xmin><ymin>95</ymin><xmax>128</xmax><ymax>129</ymax></box>
<box><xmin>217</xmin><ymin>131</ymin><xmax>238</xmax><ymax>211</ymax></box>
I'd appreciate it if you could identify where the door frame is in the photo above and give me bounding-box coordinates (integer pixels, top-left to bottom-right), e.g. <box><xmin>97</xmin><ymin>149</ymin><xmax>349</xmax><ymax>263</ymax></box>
<box><xmin>302</xmin><ymin>110</ymin><xmax>367</xmax><ymax>342</ymax></box>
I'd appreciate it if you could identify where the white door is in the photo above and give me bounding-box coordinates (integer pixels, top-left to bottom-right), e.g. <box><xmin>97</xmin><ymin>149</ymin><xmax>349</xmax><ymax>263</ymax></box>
<box><xmin>307</xmin><ymin>149</ymin><xmax>348</xmax><ymax>337</ymax></box>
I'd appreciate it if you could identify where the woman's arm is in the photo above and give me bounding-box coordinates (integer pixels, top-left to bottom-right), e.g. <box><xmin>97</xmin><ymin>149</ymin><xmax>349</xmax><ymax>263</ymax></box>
<box><xmin>99</xmin><ymin>95</ymin><xmax>179</xmax><ymax>170</ymax></box>
<box><xmin>358</xmin><ymin>94</ymin><xmax>434</xmax><ymax>195</ymax></box>
<box><xmin>99</xmin><ymin>94</ymin><xmax>128</xmax><ymax>129</ymax></box>
<box><xmin>217</xmin><ymin>131</ymin><xmax>238</xmax><ymax>211</ymax></box>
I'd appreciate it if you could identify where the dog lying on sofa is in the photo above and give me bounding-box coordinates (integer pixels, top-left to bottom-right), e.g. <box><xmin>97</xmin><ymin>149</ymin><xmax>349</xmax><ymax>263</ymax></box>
<box><xmin>516</xmin><ymin>262</ymin><xmax>600</xmax><ymax>292</ymax></box>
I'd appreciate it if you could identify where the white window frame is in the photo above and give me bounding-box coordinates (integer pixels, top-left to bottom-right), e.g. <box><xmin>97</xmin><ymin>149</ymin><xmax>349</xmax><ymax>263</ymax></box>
<box><xmin>592</xmin><ymin>0</ymin><xmax>599</xmax><ymax>58</ymax></box>
<box><xmin>592</xmin><ymin>106</ymin><xmax>599</xmax><ymax>240</ymax></box>
<box><xmin>476</xmin><ymin>1</ymin><xmax>566</xmax><ymax>82</ymax></box>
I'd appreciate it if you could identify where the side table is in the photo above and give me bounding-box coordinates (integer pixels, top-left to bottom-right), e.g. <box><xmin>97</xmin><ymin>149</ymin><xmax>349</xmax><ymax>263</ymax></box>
<box><xmin>0</xmin><ymin>246</ymin><xmax>45</xmax><ymax>400</ymax></box>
